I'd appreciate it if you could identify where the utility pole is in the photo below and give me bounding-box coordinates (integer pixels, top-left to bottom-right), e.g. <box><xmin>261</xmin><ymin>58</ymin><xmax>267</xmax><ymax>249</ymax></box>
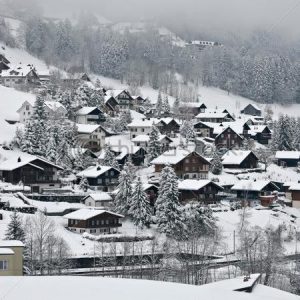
<box><xmin>233</xmin><ymin>230</ymin><xmax>236</xmax><ymax>254</ymax></box>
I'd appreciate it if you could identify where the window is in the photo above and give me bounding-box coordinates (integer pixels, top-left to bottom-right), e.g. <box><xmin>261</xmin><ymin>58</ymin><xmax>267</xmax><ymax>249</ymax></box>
<box><xmin>185</xmin><ymin>166</ymin><xmax>189</xmax><ymax>171</ymax></box>
<box><xmin>185</xmin><ymin>158</ymin><xmax>190</xmax><ymax>163</ymax></box>
<box><xmin>90</xmin><ymin>229</ymin><xmax>96</xmax><ymax>234</ymax></box>
<box><xmin>97</xmin><ymin>178</ymin><xmax>102</xmax><ymax>184</ymax></box>
<box><xmin>110</xmin><ymin>171</ymin><xmax>114</xmax><ymax>176</ymax></box>
<box><xmin>91</xmin><ymin>220</ymin><xmax>95</xmax><ymax>226</ymax></box>
<box><xmin>106</xmin><ymin>220</ymin><xmax>109</xmax><ymax>225</ymax></box>
<box><xmin>0</xmin><ymin>260</ymin><xmax>8</xmax><ymax>270</ymax></box>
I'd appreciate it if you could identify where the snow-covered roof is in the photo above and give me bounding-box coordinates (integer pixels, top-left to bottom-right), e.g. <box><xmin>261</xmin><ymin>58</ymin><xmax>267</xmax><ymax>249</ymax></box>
<box><xmin>151</xmin><ymin>149</ymin><xmax>209</xmax><ymax>165</ymax></box>
<box><xmin>0</xmin><ymin>240</ymin><xmax>25</xmax><ymax>247</ymax></box>
<box><xmin>0</xmin><ymin>248</ymin><xmax>14</xmax><ymax>255</ymax></box>
<box><xmin>242</xmin><ymin>103</ymin><xmax>262</xmax><ymax>111</ymax></box>
<box><xmin>76</xmin><ymin>124</ymin><xmax>100</xmax><ymax>134</ymax></box>
<box><xmin>84</xmin><ymin>192</ymin><xmax>112</xmax><ymax>202</ymax></box>
<box><xmin>44</xmin><ymin>101</ymin><xmax>66</xmax><ymax>112</ymax></box>
<box><xmin>0</xmin><ymin>150</ymin><xmax>63</xmax><ymax>171</ymax></box>
<box><xmin>179</xmin><ymin>102</ymin><xmax>206</xmax><ymax>108</ymax></box>
<box><xmin>106</xmin><ymin>89</ymin><xmax>129</xmax><ymax>98</ymax></box>
<box><xmin>77</xmin><ymin>165</ymin><xmax>118</xmax><ymax>178</ymax></box>
<box><xmin>76</xmin><ymin>107</ymin><xmax>99</xmax><ymax>115</ymax></box>
<box><xmin>64</xmin><ymin>208</ymin><xmax>123</xmax><ymax>220</ymax></box>
<box><xmin>288</xmin><ymin>184</ymin><xmax>300</xmax><ymax>191</ymax></box>
<box><xmin>178</xmin><ymin>179</ymin><xmax>223</xmax><ymax>191</ymax></box>
<box><xmin>231</xmin><ymin>180</ymin><xmax>279</xmax><ymax>191</ymax></box>
<box><xmin>275</xmin><ymin>151</ymin><xmax>300</xmax><ymax>160</ymax></box>
<box><xmin>0</xmin><ymin>65</ymin><xmax>36</xmax><ymax>77</ymax></box>
<box><xmin>128</xmin><ymin>119</ymin><xmax>155</xmax><ymax>128</ymax></box>
<box><xmin>249</xmin><ymin>125</ymin><xmax>269</xmax><ymax>135</ymax></box>
<box><xmin>0</xmin><ymin>274</ymin><xmax>298</xmax><ymax>300</ymax></box>
<box><xmin>132</xmin><ymin>134</ymin><xmax>169</xmax><ymax>143</ymax></box>
<box><xmin>222</xmin><ymin>150</ymin><xmax>256</xmax><ymax>165</ymax></box>
<box><xmin>196</xmin><ymin>109</ymin><xmax>233</xmax><ymax>120</ymax></box>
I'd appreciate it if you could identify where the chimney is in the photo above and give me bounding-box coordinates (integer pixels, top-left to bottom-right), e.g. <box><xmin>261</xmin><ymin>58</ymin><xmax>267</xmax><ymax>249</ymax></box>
<box><xmin>17</xmin><ymin>157</ymin><xmax>21</xmax><ymax>162</ymax></box>
<box><xmin>97</xmin><ymin>166</ymin><xmax>101</xmax><ymax>171</ymax></box>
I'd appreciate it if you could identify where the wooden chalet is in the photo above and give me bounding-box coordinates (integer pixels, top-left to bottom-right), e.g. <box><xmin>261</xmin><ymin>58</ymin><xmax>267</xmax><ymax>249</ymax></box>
<box><xmin>76</xmin><ymin>107</ymin><xmax>106</xmax><ymax>124</ymax></box>
<box><xmin>249</xmin><ymin>125</ymin><xmax>271</xmax><ymax>145</ymax></box>
<box><xmin>194</xmin><ymin>121</ymin><xmax>214</xmax><ymax>137</ymax></box>
<box><xmin>155</xmin><ymin>118</ymin><xmax>180</xmax><ymax>136</ymax></box>
<box><xmin>64</xmin><ymin>208</ymin><xmax>123</xmax><ymax>235</ymax></box>
<box><xmin>196</xmin><ymin>109</ymin><xmax>235</xmax><ymax>123</ymax></box>
<box><xmin>178</xmin><ymin>179</ymin><xmax>223</xmax><ymax>204</ymax></box>
<box><xmin>106</xmin><ymin>89</ymin><xmax>134</xmax><ymax>110</ymax></box>
<box><xmin>215</xmin><ymin>127</ymin><xmax>243</xmax><ymax>150</ymax></box>
<box><xmin>151</xmin><ymin>149</ymin><xmax>210</xmax><ymax>179</ymax></box>
<box><xmin>76</xmin><ymin>165</ymin><xmax>120</xmax><ymax>192</ymax></box>
<box><xmin>288</xmin><ymin>184</ymin><xmax>300</xmax><ymax>208</ymax></box>
<box><xmin>83</xmin><ymin>192</ymin><xmax>113</xmax><ymax>208</ymax></box>
<box><xmin>222</xmin><ymin>150</ymin><xmax>259</xmax><ymax>169</ymax></box>
<box><xmin>231</xmin><ymin>180</ymin><xmax>279</xmax><ymax>206</ymax></box>
<box><xmin>241</xmin><ymin>104</ymin><xmax>262</xmax><ymax>117</ymax></box>
<box><xmin>0</xmin><ymin>151</ymin><xmax>63</xmax><ymax>193</ymax></box>
<box><xmin>104</xmin><ymin>95</ymin><xmax>119</xmax><ymax>116</ymax></box>
<box><xmin>0</xmin><ymin>54</ymin><xmax>10</xmax><ymax>73</ymax></box>
<box><xmin>275</xmin><ymin>151</ymin><xmax>300</xmax><ymax>167</ymax></box>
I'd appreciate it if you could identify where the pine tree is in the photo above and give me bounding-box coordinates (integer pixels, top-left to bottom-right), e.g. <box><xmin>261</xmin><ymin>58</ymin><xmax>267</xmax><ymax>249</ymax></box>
<box><xmin>46</xmin><ymin>133</ymin><xmax>58</xmax><ymax>163</ymax></box>
<box><xmin>129</xmin><ymin>177</ymin><xmax>151</xmax><ymax>228</ymax></box>
<box><xmin>172</xmin><ymin>97</ymin><xmax>181</xmax><ymax>117</ymax></box>
<box><xmin>155</xmin><ymin>91</ymin><xmax>163</xmax><ymax>118</ymax></box>
<box><xmin>210</xmin><ymin>152</ymin><xmax>223</xmax><ymax>175</ymax></box>
<box><xmin>114</xmin><ymin>164</ymin><xmax>133</xmax><ymax>214</ymax></box>
<box><xmin>102</xmin><ymin>144</ymin><xmax>119</xmax><ymax>169</ymax></box>
<box><xmin>162</xmin><ymin>94</ymin><xmax>171</xmax><ymax>116</ymax></box>
<box><xmin>180</xmin><ymin>120</ymin><xmax>195</xmax><ymax>141</ymax></box>
<box><xmin>155</xmin><ymin>166</ymin><xmax>186</xmax><ymax>238</ymax></box>
<box><xmin>24</xmin><ymin>94</ymin><xmax>48</xmax><ymax>156</ymax></box>
<box><xmin>95</xmin><ymin>78</ymin><xmax>102</xmax><ymax>89</ymax></box>
<box><xmin>79</xmin><ymin>177</ymin><xmax>90</xmax><ymax>192</ymax></box>
<box><xmin>147</xmin><ymin>125</ymin><xmax>161</xmax><ymax>162</ymax></box>
<box><xmin>5</xmin><ymin>211</ymin><xmax>25</xmax><ymax>242</ymax></box>
<box><xmin>12</xmin><ymin>127</ymin><xmax>24</xmax><ymax>149</ymax></box>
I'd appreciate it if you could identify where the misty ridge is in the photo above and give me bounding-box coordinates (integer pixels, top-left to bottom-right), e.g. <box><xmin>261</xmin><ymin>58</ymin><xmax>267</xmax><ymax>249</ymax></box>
<box><xmin>0</xmin><ymin>0</ymin><xmax>300</xmax><ymax>104</ymax></box>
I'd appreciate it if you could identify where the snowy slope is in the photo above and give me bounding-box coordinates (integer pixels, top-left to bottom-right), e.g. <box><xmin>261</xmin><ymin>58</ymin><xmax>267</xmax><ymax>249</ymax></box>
<box><xmin>1</xmin><ymin>275</ymin><xmax>298</xmax><ymax>300</ymax></box>
<box><xmin>0</xmin><ymin>85</ymin><xmax>35</xmax><ymax>143</ymax></box>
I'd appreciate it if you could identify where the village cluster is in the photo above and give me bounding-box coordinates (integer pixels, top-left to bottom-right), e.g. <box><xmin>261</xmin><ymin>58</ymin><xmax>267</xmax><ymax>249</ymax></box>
<box><xmin>0</xmin><ymin>50</ymin><xmax>300</xmax><ymax>240</ymax></box>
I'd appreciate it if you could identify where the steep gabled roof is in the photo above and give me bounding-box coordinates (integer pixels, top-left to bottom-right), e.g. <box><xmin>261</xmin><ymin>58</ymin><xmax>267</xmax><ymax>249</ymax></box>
<box><xmin>178</xmin><ymin>179</ymin><xmax>223</xmax><ymax>191</ymax></box>
<box><xmin>231</xmin><ymin>180</ymin><xmax>279</xmax><ymax>192</ymax></box>
<box><xmin>222</xmin><ymin>150</ymin><xmax>258</xmax><ymax>166</ymax></box>
<box><xmin>77</xmin><ymin>165</ymin><xmax>119</xmax><ymax>178</ymax></box>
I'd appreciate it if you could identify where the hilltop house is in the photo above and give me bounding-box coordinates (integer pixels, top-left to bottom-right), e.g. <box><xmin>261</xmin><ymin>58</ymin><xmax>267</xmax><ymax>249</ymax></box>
<box><xmin>0</xmin><ymin>240</ymin><xmax>24</xmax><ymax>276</ymax></box>
<box><xmin>0</xmin><ymin>151</ymin><xmax>63</xmax><ymax>193</ymax></box>
<box><xmin>76</xmin><ymin>166</ymin><xmax>120</xmax><ymax>192</ymax></box>
<box><xmin>64</xmin><ymin>208</ymin><xmax>123</xmax><ymax>235</ymax></box>
<box><xmin>178</xmin><ymin>179</ymin><xmax>223</xmax><ymax>204</ymax></box>
<box><xmin>76</xmin><ymin>107</ymin><xmax>106</xmax><ymax>124</ymax></box>
<box><xmin>151</xmin><ymin>149</ymin><xmax>210</xmax><ymax>179</ymax></box>
<box><xmin>222</xmin><ymin>150</ymin><xmax>259</xmax><ymax>169</ymax></box>
<box><xmin>241</xmin><ymin>104</ymin><xmax>262</xmax><ymax>116</ymax></box>
<box><xmin>0</xmin><ymin>65</ymin><xmax>40</xmax><ymax>87</ymax></box>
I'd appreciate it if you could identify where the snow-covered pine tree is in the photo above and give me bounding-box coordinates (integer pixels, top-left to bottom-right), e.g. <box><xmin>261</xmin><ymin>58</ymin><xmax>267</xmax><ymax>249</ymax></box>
<box><xmin>210</xmin><ymin>151</ymin><xmax>223</xmax><ymax>175</ymax></box>
<box><xmin>79</xmin><ymin>177</ymin><xmax>90</xmax><ymax>192</ymax></box>
<box><xmin>129</xmin><ymin>177</ymin><xmax>151</xmax><ymax>228</ymax></box>
<box><xmin>180</xmin><ymin>120</ymin><xmax>196</xmax><ymax>141</ymax></box>
<box><xmin>162</xmin><ymin>94</ymin><xmax>171</xmax><ymax>116</ymax></box>
<box><xmin>172</xmin><ymin>97</ymin><xmax>181</xmax><ymax>117</ymax></box>
<box><xmin>114</xmin><ymin>164</ymin><xmax>133</xmax><ymax>214</ymax></box>
<box><xmin>25</xmin><ymin>94</ymin><xmax>48</xmax><ymax>156</ymax></box>
<box><xmin>155</xmin><ymin>165</ymin><xmax>186</xmax><ymax>238</ymax></box>
<box><xmin>147</xmin><ymin>125</ymin><xmax>161</xmax><ymax>162</ymax></box>
<box><xmin>155</xmin><ymin>91</ymin><xmax>163</xmax><ymax>118</ymax></box>
<box><xmin>88</xmin><ymin>88</ymin><xmax>105</xmax><ymax>108</ymax></box>
<box><xmin>46</xmin><ymin>133</ymin><xmax>58</xmax><ymax>163</ymax></box>
<box><xmin>5</xmin><ymin>210</ymin><xmax>25</xmax><ymax>242</ymax></box>
<box><xmin>12</xmin><ymin>127</ymin><xmax>24</xmax><ymax>149</ymax></box>
<box><xmin>102</xmin><ymin>144</ymin><xmax>119</xmax><ymax>169</ymax></box>
<box><xmin>95</xmin><ymin>78</ymin><xmax>102</xmax><ymax>89</ymax></box>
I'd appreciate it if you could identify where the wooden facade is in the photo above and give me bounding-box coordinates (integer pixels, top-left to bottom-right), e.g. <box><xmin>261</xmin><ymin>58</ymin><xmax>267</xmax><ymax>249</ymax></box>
<box><xmin>194</xmin><ymin>121</ymin><xmax>214</xmax><ymax>137</ymax></box>
<box><xmin>223</xmin><ymin>152</ymin><xmax>259</xmax><ymax>169</ymax></box>
<box><xmin>215</xmin><ymin>127</ymin><xmax>243</xmax><ymax>150</ymax></box>
<box><xmin>154</xmin><ymin>152</ymin><xmax>210</xmax><ymax>179</ymax></box>
<box><xmin>241</xmin><ymin>104</ymin><xmax>262</xmax><ymax>116</ymax></box>
<box><xmin>67</xmin><ymin>212</ymin><xmax>122</xmax><ymax>235</ymax></box>
<box><xmin>156</xmin><ymin>119</ymin><xmax>180</xmax><ymax>136</ymax></box>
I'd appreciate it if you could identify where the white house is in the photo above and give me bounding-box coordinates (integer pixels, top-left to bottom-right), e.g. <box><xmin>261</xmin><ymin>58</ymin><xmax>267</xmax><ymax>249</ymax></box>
<box><xmin>76</xmin><ymin>124</ymin><xmax>113</xmax><ymax>152</ymax></box>
<box><xmin>17</xmin><ymin>100</ymin><xmax>67</xmax><ymax>124</ymax></box>
<box><xmin>83</xmin><ymin>192</ymin><xmax>113</xmax><ymax>208</ymax></box>
<box><xmin>127</xmin><ymin>118</ymin><xmax>154</xmax><ymax>139</ymax></box>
